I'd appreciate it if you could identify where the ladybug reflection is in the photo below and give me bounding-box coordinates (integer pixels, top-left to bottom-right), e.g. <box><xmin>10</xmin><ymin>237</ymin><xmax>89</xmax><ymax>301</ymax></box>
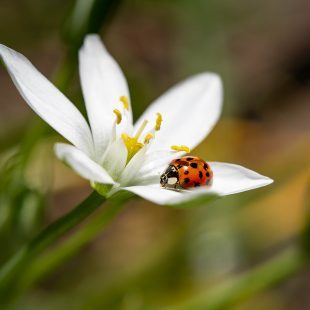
<box><xmin>160</xmin><ymin>156</ymin><xmax>213</xmax><ymax>190</ymax></box>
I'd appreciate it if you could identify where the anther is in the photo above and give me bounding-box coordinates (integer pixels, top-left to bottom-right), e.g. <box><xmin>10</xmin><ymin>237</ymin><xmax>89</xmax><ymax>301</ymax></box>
<box><xmin>155</xmin><ymin>112</ymin><xmax>162</xmax><ymax>131</ymax></box>
<box><xmin>171</xmin><ymin>145</ymin><xmax>191</xmax><ymax>153</ymax></box>
<box><xmin>120</xmin><ymin>96</ymin><xmax>129</xmax><ymax>111</ymax></box>
<box><xmin>113</xmin><ymin>109</ymin><xmax>122</xmax><ymax>124</ymax></box>
<box><xmin>144</xmin><ymin>133</ymin><xmax>154</xmax><ymax>144</ymax></box>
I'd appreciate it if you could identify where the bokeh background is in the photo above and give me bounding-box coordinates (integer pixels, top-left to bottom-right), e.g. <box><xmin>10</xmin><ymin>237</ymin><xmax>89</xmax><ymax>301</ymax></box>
<box><xmin>0</xmin><ymin>0</ymin><xmax>309</xmax><ymax>309</ymax></box>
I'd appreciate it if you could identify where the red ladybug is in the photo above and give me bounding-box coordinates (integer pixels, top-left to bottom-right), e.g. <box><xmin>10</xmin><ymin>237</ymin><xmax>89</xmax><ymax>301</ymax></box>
<box><xmin>160</xmin><ymin>156</ymin><xmax>213</xmax><ymax>190</ymax></box>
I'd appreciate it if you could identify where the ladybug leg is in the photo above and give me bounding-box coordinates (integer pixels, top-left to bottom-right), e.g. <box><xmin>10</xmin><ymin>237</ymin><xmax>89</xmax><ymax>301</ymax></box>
<box><xmin>174</xmin><ymin>180</ymin><xmax>181</xmax><ymax>191</ymax></box>
<box><xmin>174</xmin><ymin>184</ymin><xmax>180</xmax><ymax>191</ymax></box>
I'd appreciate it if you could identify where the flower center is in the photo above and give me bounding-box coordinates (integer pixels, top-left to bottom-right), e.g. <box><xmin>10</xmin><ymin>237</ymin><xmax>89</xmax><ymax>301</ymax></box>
<box><xmin>113</xmin><ymin>96</ymin><xmax>163</xmax><ymax>163</ymax></box>
<box><xmin>114</xmin><ymin>96</ymin><xmax>190</xmax><ymax>164</ymax></box>
<box><xmin>122</xmin><ymin>119</ymin><xmax>148</xmax><ymax>162</ymax></box>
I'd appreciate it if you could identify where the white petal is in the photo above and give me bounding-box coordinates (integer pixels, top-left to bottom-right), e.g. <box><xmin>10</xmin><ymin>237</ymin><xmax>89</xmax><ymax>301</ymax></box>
<box><xmin>79</xmin><ymin>34</ymin><xmax>133</xmax><ymax>157</ymax></box>
<box><xmin>0</xmin><ymin>44</ymin><xmax>94</xmax><ymax>156</ymax></box>
<box><xmin>139</xmin><ymin>150</ymin><xmax>186</xmax><ymax>176</ymax></box>
<box><xmin>118</xmin><ymin>147</ymin><xmax>148</xmax><ymax>186</ymax></box>
<box><xmin>123</xmin><ymin>162</ymin><xmax>273</xmax><ymax>205</ymax></box>
<box><xmin>123</xmin><ymin>183</ymin><xmax>214</xmax><ymax>206</ymax></box>
<box><xmin>101</xmin><ymin>138</ymin><xmax>127</xmax><ymax>181</ymax></box>
<box><xmin>134</xmin><ymin>73</ymin><xmax>223</xmax><ymax>152</ymax></box>
<box><xmin>132</xmin><ymin>150</ymin><xmax>185</xmax><ymax>186</ymax></box>
<box><xmin>209</xmin><ymin>162</ymin><xmax>273</xmax><ymax>195</ymax></box>
<box><xmin>123</xmin><ymin>184</ymin><xmax>183</xmax><ymax>205</ymax></box>
<box><xmin>54</xmin><ymin>143</ymin><xmax>115</xmax><ymax>184</ymax></box>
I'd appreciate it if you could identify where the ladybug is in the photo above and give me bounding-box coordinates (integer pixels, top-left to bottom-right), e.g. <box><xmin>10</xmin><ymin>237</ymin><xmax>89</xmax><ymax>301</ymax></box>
<box><xmin>160</xmin><ymin>156</ymin><xmax>213</xmax><ymax>190</ymax></box>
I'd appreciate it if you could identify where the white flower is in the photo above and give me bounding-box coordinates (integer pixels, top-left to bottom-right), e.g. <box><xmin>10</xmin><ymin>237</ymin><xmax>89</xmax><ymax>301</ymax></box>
<box><xmin>0</xmin><ymin>35</ymin><xmax>273</xmax><ymax>206</ymax></box>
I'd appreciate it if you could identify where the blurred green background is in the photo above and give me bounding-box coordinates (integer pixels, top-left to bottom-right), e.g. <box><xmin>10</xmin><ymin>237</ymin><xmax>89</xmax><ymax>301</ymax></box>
<box><xmin>0</xmin><ymin>0</ymin><xmax>309</xmax><ymax>309</ymax></box>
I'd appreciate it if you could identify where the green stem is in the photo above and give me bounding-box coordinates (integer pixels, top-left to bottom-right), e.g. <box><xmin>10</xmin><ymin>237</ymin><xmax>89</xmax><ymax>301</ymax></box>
<box><xmin>16</xmin><ymin>193</ymin><xmax>129</xmax><ymax>296</ymax></box>
<box><xmin>166</xmin><ymin>247</ymin><xmax>307</xmax><ymax>310</ymax></box>
<box><xmin>0</xmin><ymin>191</ymin><xmax>105</xmax><ymax>300</ymax></box>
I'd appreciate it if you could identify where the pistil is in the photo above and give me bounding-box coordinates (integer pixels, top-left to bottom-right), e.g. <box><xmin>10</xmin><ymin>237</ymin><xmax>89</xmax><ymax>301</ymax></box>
<box><xmin>122</xmin><ymin>120</ymin><xmax>149</xmax><ymax>163</ymax></box>
<box><xmin>135</xmin><ymin>120</ymin><xmax>148</xmax><ymax>140</ymax></box>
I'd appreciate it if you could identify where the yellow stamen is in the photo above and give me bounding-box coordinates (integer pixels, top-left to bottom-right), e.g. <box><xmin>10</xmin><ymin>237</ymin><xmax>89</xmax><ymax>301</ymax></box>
<box><xmin>113</xmin><ymin>109</ymin><xmax>122</xmax><ymax>124</ymax></box>
<box><xmin>120</xmin><ymin>96</ymin><xmax>129</xmax><ymax>111</ymax></box>
<box><xmin>155</xmin><ymin>112</ymin><xmax>162</xmax><ymax>131</ymax></box>
<box><xmin>144</xmin><ymin>133</ymin><xmax>154</xmax><ymax>144</ymax></box>
<box><xmin>171</xmin><ymin>145</ymin><xmax>191</xmax><ymax>153</ymax></box>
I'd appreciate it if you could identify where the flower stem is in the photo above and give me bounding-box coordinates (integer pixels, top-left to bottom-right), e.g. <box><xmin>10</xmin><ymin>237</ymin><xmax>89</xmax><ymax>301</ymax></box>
<box><xmin>13</xmin><ymin>192</ymin><xmax>130</xmax><ymax>299</ymax></box>
<box><xmin>0</xmin><ymin>191</ymin><xmax>106</xmax><ymax>301</ymax></box>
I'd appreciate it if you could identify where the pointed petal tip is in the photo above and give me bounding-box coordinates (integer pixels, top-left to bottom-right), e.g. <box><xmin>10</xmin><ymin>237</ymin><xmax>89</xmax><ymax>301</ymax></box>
<box><xmin>0</xmin><ymin>43</ymin><xmax>94</xmax><ymax>155</ymax></box>
<box><xmin>210</xmin><ymin>162</ymin><xmax>274</xmax><ymax>196</ymax></box>
<box><xmin>200</xmin><ymin>71</ymin><xmax>223</xmax><ymax>103</ymax></box>
<box><xmin>196</xmin><ymin>71</ymin><xmax>223</xmax><ymax>89</ymax></box>
<box><xmin>84</xmin><ymin>33</ymin><xmax>99</xmax><ymax>40</ymax></box>
<box><xmin>81</xmin><ymin>34</ymin><xmax>107</xmax><ymax>53</ymax></box>
<box><xmin>78</xmin><ymin>33</ymin><xmax>132</xmax><ymax>156</ymax></box>
<box><xmin>83</xmin><ymin>33</ymin><xmax>101</xmax><ymax>42</ymax></box>
<box><xmin>263</xmin><ymin>176</ymin><xmax>274</xmax><ymax>185</ymax></box>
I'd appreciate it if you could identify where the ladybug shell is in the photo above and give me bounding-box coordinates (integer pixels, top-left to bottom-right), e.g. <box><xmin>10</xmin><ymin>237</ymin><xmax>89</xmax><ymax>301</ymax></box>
<box><xmin>171</xmin><ymin>156</ymin><xmax>213</xmax><ymax>189</ymax></box>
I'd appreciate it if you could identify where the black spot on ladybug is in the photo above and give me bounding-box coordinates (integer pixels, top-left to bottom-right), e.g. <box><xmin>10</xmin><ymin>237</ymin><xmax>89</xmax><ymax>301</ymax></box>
<box><xmin>175</xmin><ymin>159</ymin><xmax>181</xmax><ymax>163</ymax></box>
<box><xmin>180</xmin><ymin>160</ymin><xmax>189</xmax><ymax>166</ymax></box>
<box><xmin>190</xmin><ymin>163</ymin><xmax>198</xmax><ymax>168</ymax></box>
<box><xmin>199</xmin><ymin>171</ymin><xmax>203</xmax><ymax>179</ymax></box>
<box><xmin>186</xmin><ymin>157</ymin><xmax>194</xmax><ymax>161</ymax></box>
<box><xmin>194</xmin><ymin>182</ymin><xmax>200</xmax><ymax>187</ymax></box>
<box><xmin>204</xmin><ymin>163</ymin><xmax>208</xmax><ymax>170</ymax></box>
<box><xmin>184</xmin><ymin>170</ymin><xmax>189</xmax><ymax>175</ymax></box>
<box><xmin>206</xmin><ymin>172</ymin><xmax>210</xmax><ymax>177</ymax></box>
<box><xmin>184</xmin><ymin>178</ymin><xmax>190</xmax><ymax>183</ymax></box>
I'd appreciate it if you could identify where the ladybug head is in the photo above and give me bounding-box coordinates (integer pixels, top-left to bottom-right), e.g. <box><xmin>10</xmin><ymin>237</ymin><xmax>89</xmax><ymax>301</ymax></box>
<box><xmin>160</xmin><ymin>173</ymin><xmax>168</xmax><ymax>187</ymax></box>
<box><xmin>160</xmin><ymin>165</ymin><xmax>179</xmax><ymax>188</ymax></box>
